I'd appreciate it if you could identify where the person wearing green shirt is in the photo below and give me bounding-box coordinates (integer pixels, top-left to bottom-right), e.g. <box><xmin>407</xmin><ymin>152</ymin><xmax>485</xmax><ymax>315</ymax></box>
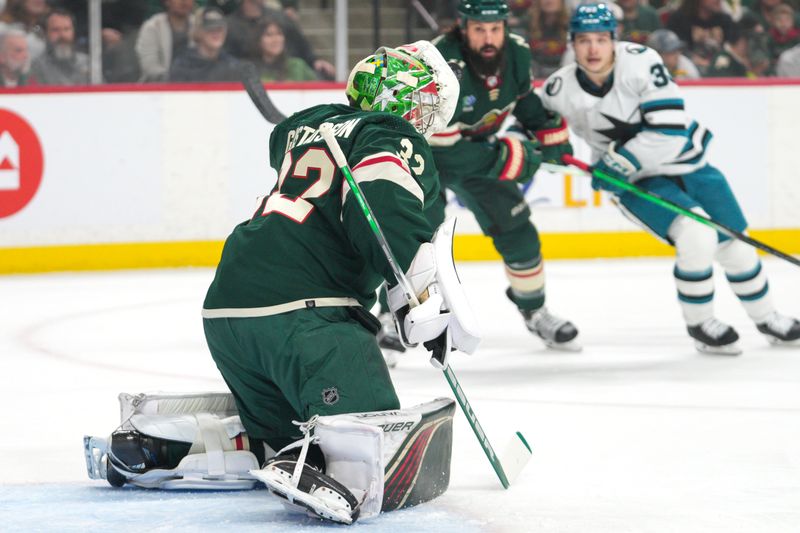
<box><xmin>252</xmin><ymin>14</ymin><xmax>316</xmax><ymax>81</ymax></box>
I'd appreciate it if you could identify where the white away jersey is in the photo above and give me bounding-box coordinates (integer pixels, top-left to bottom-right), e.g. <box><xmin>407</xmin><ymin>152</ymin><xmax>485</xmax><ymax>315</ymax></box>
<box><xmin>541</xmin><ymin>41</ymin><xmax>712</xmax><ymax>180</ymax></box>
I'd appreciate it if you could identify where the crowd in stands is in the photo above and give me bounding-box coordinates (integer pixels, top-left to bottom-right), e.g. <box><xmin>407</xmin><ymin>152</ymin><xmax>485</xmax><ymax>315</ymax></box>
<box><xmin>1</xmin><ymin>0</ymin><xmax>800</xmax><ymax>87</ymax></box>
<box><xmin>433</xmin><ymin>0</ymin><xmax>800</xmax><ymax>78</ymax></box>
<box><xmin>0</xmin><ymin>0</ymin><xmax>333</xmax><ymax>86</ymax></box>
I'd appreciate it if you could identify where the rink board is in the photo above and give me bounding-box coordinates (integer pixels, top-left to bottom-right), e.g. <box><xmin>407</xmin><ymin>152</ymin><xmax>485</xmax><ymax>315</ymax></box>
<box><xmin>1</xmin><ymin>81</ymin><xmax>799</xmax><ymax>273</ymax></box>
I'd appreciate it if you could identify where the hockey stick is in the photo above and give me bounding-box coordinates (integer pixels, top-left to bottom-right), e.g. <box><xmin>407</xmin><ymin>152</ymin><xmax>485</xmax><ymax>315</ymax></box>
<box><xmin>562</xmin><ymin>154</ymin><xmax>800</xmax><ymax>269</ymax></box>
<box><xmin>319</xmin><ymin>122</ymin><xmax>532</xmax><ymax>489</ymax></box>
<box><xmin>240</xmin><ymin>62</ymin><xmax>287</xmax><ymax>124</ymax></box>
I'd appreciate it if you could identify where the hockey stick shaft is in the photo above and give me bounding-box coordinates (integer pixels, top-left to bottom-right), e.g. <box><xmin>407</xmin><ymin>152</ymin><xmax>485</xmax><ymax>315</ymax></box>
<box><xmin>562</xmin><ymin>155</ymin><xmax>800</xmax><ymax>268</ymax></box>
<box><xmin>240</xmin><ymin>63</ymin><xmax>287</xmax><ymax>124</ymax></box>
<box><xmin>319</xmin><ymin>122</ymin><xmax>515</xmax><ymax>489</ymax></box>
<box><xmin>319</xmin><ymin>123</ymin><xmax>418</xmax><ymax>307</ymax></box>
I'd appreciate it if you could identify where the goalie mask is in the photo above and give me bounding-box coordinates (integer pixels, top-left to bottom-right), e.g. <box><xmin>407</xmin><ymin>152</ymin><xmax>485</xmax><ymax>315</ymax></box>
<box><xmin>346</xmin><ymin>40</ymin><xmax>458</xmax><ymax>137</ymax></box>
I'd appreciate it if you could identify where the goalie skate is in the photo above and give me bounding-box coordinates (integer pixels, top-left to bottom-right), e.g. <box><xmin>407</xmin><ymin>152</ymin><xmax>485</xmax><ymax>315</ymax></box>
<box><xmin>251</xmin><ymin>457</ymin><xmax>361</xmax><ymax>525</ymax></box>
<box><xmin>523</xmin><ymin>306</ymin><xmax>581</xmax><ymax>352</ymax></box>
<box><xmin>687</xmin><ymin>318</ymin><xmax>741</xmax><ymax>355</ymax></box>
<box><xmin>757</xmin><ymin>312</ymin><xmax>800</xmax><ymax>345</ymax></box>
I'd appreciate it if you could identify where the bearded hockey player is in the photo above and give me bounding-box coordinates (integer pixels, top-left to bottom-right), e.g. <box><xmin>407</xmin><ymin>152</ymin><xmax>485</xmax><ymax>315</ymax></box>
<box><xmin>427</xmin><ymin>0</ymin><xmax>579</xmax><ymax>351</ymax></box>
<box><xmin>84</xmin><ymin>41</ymin><xmax>481</xmax><ymax>525</ymax></box>
<box><xmin>541</xmin><ymin>3</ymin><xmax>800</xmax><ymax>354</ymax></box>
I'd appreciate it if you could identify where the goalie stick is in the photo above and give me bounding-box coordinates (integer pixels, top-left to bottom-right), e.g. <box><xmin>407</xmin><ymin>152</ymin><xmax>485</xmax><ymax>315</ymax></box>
<box><xmin>319</xmin><ymin>122</ymin><xmax>532</xmax><ymax>489</ymax></box>
<box><xmin>240</xmin><ymin>62</ymin><xmax>287</xmax><ymax>124</ymax></box>
<box><xmin>562</xmin><ymin>155</ymin><xmax>800</xmax><ymax>269</ymax></box>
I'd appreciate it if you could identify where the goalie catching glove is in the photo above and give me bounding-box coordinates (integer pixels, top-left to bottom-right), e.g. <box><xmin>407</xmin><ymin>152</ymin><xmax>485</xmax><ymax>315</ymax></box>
<box><xmin>386</xmin><ymin>218</ymin><xmax>480</xmax><ymax>368</ymax></box>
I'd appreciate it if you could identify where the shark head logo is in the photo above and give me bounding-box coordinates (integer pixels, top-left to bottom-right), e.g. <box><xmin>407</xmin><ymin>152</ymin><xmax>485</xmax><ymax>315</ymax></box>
<box><xmin>0</xmin><ymin>109</ymin><xmax>43</xmax><ymax>218</ymax></box>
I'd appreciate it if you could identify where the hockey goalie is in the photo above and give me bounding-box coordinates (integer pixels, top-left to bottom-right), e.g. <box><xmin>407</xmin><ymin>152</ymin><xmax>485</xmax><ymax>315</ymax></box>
<box><xmin>84</xmin><ymin>392</ymin><xmax>457</xmax><ymax>524</ymax></box>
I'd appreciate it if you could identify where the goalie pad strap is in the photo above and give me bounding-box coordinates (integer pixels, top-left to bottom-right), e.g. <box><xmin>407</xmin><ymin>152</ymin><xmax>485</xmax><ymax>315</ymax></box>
<box><xmin>262</xmin><ymin>398</ymin><xmax>456</xmax><ymax>520</ymax></box>
<box><xmin>195</xmin><ymin>413</ymin><xmax>227</xmax><ymax>476</ymax></box>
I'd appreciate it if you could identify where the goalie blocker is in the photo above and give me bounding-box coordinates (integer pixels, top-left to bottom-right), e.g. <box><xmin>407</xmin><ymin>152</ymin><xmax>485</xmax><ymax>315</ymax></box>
<box><xmin>387</xmin><ymin>217</ymin><xmax>481</xmax><ymax>368</ymax></box>
<box><xmin>84</xmin><ymin>392</ymin><xmax>456</xmax><ymax>524</ymax></box>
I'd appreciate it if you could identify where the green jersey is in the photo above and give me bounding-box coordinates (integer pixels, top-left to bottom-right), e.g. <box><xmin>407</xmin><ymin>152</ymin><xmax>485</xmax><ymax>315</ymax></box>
<box><xmin>430</xmin><ymin>30</ymin><xmax>549</xmax><ymax>144</ymax></box>
<box><xmin>203</xmin><ymin>103</ymin><xmax>441</xmax><ymax>317</ymax></box>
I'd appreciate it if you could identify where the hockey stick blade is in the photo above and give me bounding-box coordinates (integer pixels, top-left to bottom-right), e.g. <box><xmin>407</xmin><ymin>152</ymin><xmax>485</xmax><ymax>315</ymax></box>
<box><xmin>240</xmin><ymin>63</ymin><xmax>287</xmax><ymax>124</ymax></box>
<box><xmin>499</xmin><ymin>431</ymin><xmax>532</xmax><ymax>486</ymax></box>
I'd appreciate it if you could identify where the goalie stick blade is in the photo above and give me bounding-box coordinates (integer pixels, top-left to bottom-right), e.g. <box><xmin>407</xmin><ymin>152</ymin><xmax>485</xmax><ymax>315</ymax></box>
<box><xmin>240</xmin><ymin>63</ymin><xmax>287</xmax><ymax>125</ymax></box>
<box><xmin>499</xmin><ymin>432</ymin><xmax>532</xmax><ymax>486</ymax></box>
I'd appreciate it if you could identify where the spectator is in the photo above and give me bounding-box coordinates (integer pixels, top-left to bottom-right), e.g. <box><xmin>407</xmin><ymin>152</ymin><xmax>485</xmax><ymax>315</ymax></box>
<box><xmin>99</xmin><ymin>1</ymin><xmax>149</xmax><ymax>83</ymax></box>
<box><xmin>746</xmin><ymin>0</ymin><xmax>792</xmax><ymax>29</ymax></box>
<box><xmin>0</xmin><ymin>27</ymin><xmax>31</xmax><ymax>86</ymax></box>
<box><xmin>29</xmin><ymin>9</ymin><xmax>89</xmax><ymax>85</ymax></box>
<box><xmin>0</xmin><ymin>0</ymin><xmax>47</xmax><ymax>61</ymax></box>
<box><xmin>776</xmin><ymin>40</ymin><xmax>800</xmax><ymax>73</ymax></box>
<box><xmin>528</xmin><ymin>0</ymin><xmax>569</xmax><ymax>79</ymax></box>
<box><xmin>135</xmin><ymin>0</ymin><xmax>195</xmax><ymax>81</ymax></box>
<box><xmin>618</xmin><ymin>0</ymin><xmax>663</xmax><ymax>44</ymax></box>
<box><xmin>251</xmin><ymin>14</ymin><xmax>316</xmax><ymax>82</ymax></box>
<box><xmin>707</xmin><ymin>21</ymin><xmax>757</xmax><ymax>75</ymax></box>
<box><xmin>225</xmin><ymin>0</ymin><xmax>334</xmax><ymax>79</ymax></box>
<box><xmin>768</xmin><ymin>3</ymin><xmax>800</xmax><ymax>61</ymax></box>
<box><xmin>169</xmin><ymin>6</ymin><xmax>240</xmax><ymax>81</ymax></box>
<box><xmin>647</xmin><ymin>28</ymin><xmax>701</xmax><ymax>77</ymax></box>
<box><xmin>507</xmin><ymin>0</ymin><xmax>533</xmax><ymax>39</ymax></box>
<box><xmin>740</xmin><ymin>9</ymin><xmax>771</xmax><ymax>74</ymax></box>
<box><xmin>667</xmin><ymin>0</ymin><xmax>735</xmax><ymax>72</ymax></box>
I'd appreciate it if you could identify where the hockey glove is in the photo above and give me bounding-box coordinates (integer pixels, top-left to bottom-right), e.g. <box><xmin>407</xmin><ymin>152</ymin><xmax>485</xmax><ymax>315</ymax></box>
<box><xmin>531</xmin><ymin>113</ymin><xmax>573</xmax><ymax>164</ymax></box>
<box><xmin>496</xmin><ymin>137</ymin><xmax>542</xmax><ymax>185</ymax></box>
<box><xmin>591</xmin><ymin>142</ymin><xmax>639</xmax><ymax>195</ymax></box>
<box><xmin>387</xmin><ymin>219</ymin><xmax>481</xmax><ymax>369</ymax></box>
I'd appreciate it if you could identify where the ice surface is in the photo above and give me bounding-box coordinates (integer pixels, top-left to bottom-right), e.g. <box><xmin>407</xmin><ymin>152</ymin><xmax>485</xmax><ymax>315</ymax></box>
<box><xmin>1</xmin><ymin>258</ymin><xmax>799</xmax><ymax>532</ymax></box>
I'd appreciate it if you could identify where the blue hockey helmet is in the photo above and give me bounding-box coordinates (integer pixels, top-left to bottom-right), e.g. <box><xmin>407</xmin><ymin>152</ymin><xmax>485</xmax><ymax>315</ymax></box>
<box><xmin>569</xmin><ymin>3</ymin><xmax>618</xmax><ymax>40</ymax></box>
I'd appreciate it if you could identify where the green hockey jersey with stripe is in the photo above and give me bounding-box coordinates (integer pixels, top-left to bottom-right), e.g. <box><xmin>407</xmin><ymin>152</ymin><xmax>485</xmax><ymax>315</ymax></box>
<box><xmin>203</xmin><ymin>103</ymin><xmax>443</xmax><ymax>317</ymax></box>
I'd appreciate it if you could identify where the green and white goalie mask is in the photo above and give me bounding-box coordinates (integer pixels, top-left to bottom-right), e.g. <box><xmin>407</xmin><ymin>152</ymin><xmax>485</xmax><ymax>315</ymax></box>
<box><xmin>346</xmin><ymin>40</ymin><xmax>459</xmax><ymax>137</ymax></box>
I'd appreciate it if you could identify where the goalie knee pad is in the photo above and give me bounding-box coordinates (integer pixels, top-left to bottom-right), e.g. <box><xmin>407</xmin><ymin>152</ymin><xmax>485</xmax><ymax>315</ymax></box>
<box><xmin>84</xmin><ymin>392</ymin><xmax>259</xmax><ymax>490</ymax></box>
<box><xmin>252</xmin><ymin>398</ymin><xmax>456</xmax><ymax>523</ymax></box>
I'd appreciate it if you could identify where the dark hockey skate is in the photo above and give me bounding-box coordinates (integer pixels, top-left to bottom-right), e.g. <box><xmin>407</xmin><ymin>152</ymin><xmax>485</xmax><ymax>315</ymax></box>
<box><xmin>687</xmin><ymin>318</ymin><xmax>741</xmax><ymax>355</ymax></box>
<box><xmin>757</xmin><ymin>312</ymin><xmax>800</xmax><ymax>345</ymax></box>
<box><xmin>376</xmin><ymin>311</ymin><xmax>405</xmax><ymax>368</ymax></box>
<box><xmin>105</xmin><ymin>429</ymin><xmax>189</xmax><ymax>486</ymax></box>
<box><xmin>255</xmin><ymin>456</ymin><xmax>361</xmax><ymax>525</ymax></box>
<box><xmin>523</xmin><ymin>306</ymin><xmax>581</xmax><ymax>352</ymax></box>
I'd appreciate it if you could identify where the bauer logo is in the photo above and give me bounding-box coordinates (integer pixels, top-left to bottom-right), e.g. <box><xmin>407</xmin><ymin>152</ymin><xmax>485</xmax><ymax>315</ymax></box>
<box><xmin>0</xmin><ymin>109</ymin><xmax>44</xmax><ymax>218</ymax></box>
